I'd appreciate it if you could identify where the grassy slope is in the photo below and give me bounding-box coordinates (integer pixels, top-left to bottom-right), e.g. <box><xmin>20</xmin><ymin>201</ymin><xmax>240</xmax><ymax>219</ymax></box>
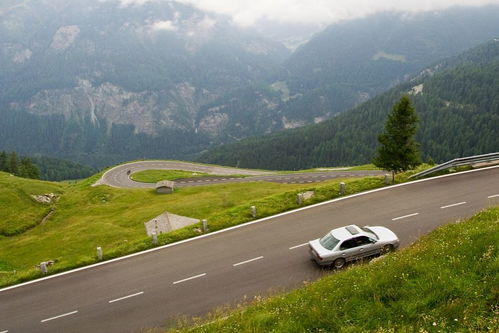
<box><xmin>172</xmin><ymin>207</ymin><xmax>499</xmax><ymax>332</ymax></box>
<box><xmin>0</xmin><ymin>172</ymin><xmax>67</xmax><ymax>237</ymax></box>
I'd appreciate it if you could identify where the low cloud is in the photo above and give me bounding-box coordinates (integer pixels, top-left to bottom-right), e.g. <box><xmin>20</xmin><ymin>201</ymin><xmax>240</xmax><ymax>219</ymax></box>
<box><xmin>178</xmin><ymin>0</ymin><xmax>499</xmax><ymax>26</ymax></box>
<box><xmin>107</xmin><ymin>0</ymin><xmax>499</xmax><ymax>26</ymax></box>
<box><xmin>151</xmin><ymin>20</ymin><xmax>178</xmax><ymax>31</ymax></box>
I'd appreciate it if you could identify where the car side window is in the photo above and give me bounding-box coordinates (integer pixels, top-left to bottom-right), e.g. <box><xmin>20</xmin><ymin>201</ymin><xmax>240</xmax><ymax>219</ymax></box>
<box><xmin>340</xmin><ymin>236</ymin><xmax>372</xmax><ymax>250</ymax></box>
<box><xmin>356</xmin><ymin>236</ymin><xmax>372</xmax><ymax>246</ymax></box>
<box><xmin>339</xmin><ymin>239</ymin><xmax>355</xmax><ymax>250</ymax></box>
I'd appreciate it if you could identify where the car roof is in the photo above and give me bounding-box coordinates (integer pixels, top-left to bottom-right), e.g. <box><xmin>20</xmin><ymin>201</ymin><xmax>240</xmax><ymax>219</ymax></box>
<box><xmin>330</xmin><ymin>225</ymin><xmax>363</xmax><ymax>241</ymax></box>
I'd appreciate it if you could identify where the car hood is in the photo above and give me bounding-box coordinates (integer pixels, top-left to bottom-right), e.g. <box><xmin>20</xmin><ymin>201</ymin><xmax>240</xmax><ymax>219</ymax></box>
<box><xmin>369</xmin><ymin>226</ymin><xmax>399</xmax><ymax>242</ymax></box>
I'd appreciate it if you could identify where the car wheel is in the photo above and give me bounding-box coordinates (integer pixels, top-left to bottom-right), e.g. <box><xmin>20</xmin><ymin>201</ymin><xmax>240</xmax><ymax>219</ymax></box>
<box><xmin>333</xmin><ymin>258</ymin><xmax>346</xmax><ymax>269</ymax></box>
<box><xmin>381</xmin><ymin>244</ymin><xmax>394</xmax><ymax>255</ymax></box>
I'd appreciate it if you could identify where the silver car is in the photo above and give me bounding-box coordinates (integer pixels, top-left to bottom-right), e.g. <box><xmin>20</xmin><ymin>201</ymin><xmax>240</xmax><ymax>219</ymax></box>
<box><xmin>309</xmin><ymin>224</ymin><xmax>399</xmax><ymax>268</ymax></box>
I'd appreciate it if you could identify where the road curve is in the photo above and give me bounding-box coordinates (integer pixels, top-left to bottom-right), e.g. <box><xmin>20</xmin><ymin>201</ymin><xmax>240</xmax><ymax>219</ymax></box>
<box><xmin>2</xmin><ymin>166</ymin><xmax>498</xmax><ymax>333</ymax></box>
<box><xmin>93</xmin><ymin>160</ymin><xmax>385</xmax><ymax>188</ymax></box>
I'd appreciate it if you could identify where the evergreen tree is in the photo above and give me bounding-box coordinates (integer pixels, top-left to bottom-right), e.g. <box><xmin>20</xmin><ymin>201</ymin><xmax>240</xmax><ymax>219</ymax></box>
<box><xmin>19</xmin><ymin>157</ymin><xmax>40</xmax><ymax>179</ymax></box>
<box><xmin>0</xmin><ymin>151</ymin><xmax>7</xmax><ymax>171</ymax></box>
<box><xmin>8</xmin><ymin>152</ymin><xmax>19</xmax><ymax>175</ymax></box>
<box><xmin>373</xmin><ymin>96</ymin><xmax>421</xmax><ymax>181</ymax></box>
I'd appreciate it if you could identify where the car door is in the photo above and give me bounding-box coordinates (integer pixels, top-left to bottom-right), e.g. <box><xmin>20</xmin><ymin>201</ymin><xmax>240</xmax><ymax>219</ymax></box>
<box><xmin>357</xmin><ymin>236</ymin><xmax>379</xmax><ymax>258</ymax></box>
<box><xmin>339</xmin><ymin>236</ymin><xmax>375</xmax><ymax>261</ymax></box>
<box><xmin>338</xmin><ymin>238</ymin><xmax>362</xmax><ymax>262</ymax></box>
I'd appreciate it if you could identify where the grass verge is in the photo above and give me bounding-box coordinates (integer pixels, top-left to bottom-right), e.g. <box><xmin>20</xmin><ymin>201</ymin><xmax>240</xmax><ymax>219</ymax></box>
<box><xmin>131</xmin><ymin>170</ymin><xmax>209</xmax><ymax>183</ymax></box>
<box><xmin>169</xmin><ymin>207</ymin><xmax>499</xmax><ymax>332</ymax></box>
<box><xmin>130</xmin><ymin>170</ymin><xmax>247</xmax><ymax>183</ymax></box>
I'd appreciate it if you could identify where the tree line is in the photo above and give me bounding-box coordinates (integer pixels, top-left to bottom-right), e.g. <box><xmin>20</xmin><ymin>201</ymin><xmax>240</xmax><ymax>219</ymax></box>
<box><xmin>0</xmin><ymin>151</ymin><xmax>40</xmax><ymax>179</ymax></box>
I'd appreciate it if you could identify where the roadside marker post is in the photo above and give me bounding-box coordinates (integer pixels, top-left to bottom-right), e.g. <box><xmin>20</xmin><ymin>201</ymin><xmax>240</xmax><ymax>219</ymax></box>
<box><xmin>384</xmin><ymin>174</ymin><xmax>391</xmax><ymax>185</ymax></box>
<box><xmin>339</xmin><ymin>182</ymin><xmax>346</xmax><ymax>195</ymax></box>
<box><xmin>250</xmin><ymin>206</ymin><xmax>257</xmax><ymax>218</ymax></box>
<box><xmin>40</xmin><ymin>262</ymin><xmax>48</xmax><ymax>275</ymax></box>
<box><xmin>96</xmin><ymin>247</ymin><xmax>103</xmax><ymax>261</ymax></box>
<box><xmin>202</xmin><ymin>219</ymin><xmax>208</xmax><ymax>233</ymax></box>
<box><xmin>297</xmin><ymin>193</ymin><xmax>304</xmax><ymax>205</ymax></box>
<box><xmin>151</xmin><ymin>231</ymin><xmax>158</xmax><ymax>245</ymax></box>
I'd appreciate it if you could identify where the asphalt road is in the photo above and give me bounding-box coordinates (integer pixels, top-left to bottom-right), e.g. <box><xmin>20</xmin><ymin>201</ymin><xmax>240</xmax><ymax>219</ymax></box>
<box><xmin>93</xmin><ymin>160</ymin><xmax>385</xmax><ymax>188</ymax></box>
<box><xmin>2</xmin><ymin>166</ymin><xmax>499</xmax><ymax>333</ymax></box>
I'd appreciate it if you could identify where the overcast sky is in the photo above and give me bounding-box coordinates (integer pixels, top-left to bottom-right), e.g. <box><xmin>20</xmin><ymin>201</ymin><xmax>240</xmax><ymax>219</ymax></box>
<box><xmin>119</xmin><ymin>0</ymin><xmax>499</xmax><ymax>26</ymax></box>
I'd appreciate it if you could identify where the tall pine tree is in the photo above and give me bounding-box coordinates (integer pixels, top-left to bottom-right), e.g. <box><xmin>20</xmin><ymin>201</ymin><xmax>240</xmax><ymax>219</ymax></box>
<box><xmin>373</xmin><ymin>96</ymin><xmax>421</xmax><ymax>181</ymax></box>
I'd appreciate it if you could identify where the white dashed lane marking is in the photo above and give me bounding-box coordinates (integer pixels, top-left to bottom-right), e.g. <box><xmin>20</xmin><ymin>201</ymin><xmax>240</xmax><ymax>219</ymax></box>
<box><xmin>41</xmin><ymin>310</ymin><xmax>78</xmax><ymax>323</ymax></box>
<box><xmin>392</xmin><ymin>213</ymin><xmax>419</xmax><ymax>221</ymax></box>
<box><xmin>233</xmin><ymin>256</ymin><xmax>264</xmax><ymax>267</ymax></box>
<box><xmin>440</xmin><ymin>202</ymin><xmax>466</xmax><ymax>209</ymax></box>
<box><xmin>289</xmin><ymin>243</ymin><xmax>308</xmax><ymax>250</ymax></box>
<box><xmin>173</xmin><ymin>273</ymin><xmax>207</xmax><ymax>285</ymax></box>
<box><xmin>109</xmin><ymin>291</ymin><xmax>144</xmax><ymax>304</ymax></box>
<box><xmin>488</xmin><ymin>194</ymin><xmax>499</xmax><ymax>199</ymax></box>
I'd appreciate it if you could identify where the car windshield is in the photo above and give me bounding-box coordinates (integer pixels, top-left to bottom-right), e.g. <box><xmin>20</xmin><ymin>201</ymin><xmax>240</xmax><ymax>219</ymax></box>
<box><xmin>361</xmin><ymin>226</ymin><xmax>379</xmax><ymax>240</ymax></box>
<box><xmin>319</xmin><ymin>233</ymin><xmax>340</xmax><ymax>250</ymax></box>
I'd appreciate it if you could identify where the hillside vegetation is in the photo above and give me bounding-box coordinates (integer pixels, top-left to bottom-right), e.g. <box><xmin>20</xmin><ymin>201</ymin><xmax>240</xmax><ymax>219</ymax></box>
<box><xmin>171</xmin><ymin>207</ymin><xmax>499</xmax><ymax>332</ymax></box>
<box><xmin>199</xmin><ymin>40</ymin><xmax>499</xmax><ymax>170</ymax></box>
<box><xmin>0</xmin><ymin>171</ymin><xmax>66</xmax><ymax>237</ymax></box>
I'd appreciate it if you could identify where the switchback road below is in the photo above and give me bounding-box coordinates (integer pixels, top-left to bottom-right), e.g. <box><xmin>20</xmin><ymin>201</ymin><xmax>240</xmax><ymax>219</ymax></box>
<box><xmin>93</xmin><ymin>160</ymin><xmax>385</xmax><ymax>188</ymax></box>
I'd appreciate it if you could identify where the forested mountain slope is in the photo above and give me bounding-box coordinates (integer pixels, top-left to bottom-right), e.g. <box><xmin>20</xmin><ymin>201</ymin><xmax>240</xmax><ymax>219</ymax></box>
<box><xmin>0</xmin><ymin>0</ymin><xmax>288</xmax><ymax>167</ymax></box>
<box><xmin>198</xmin><ymin>40</ymin><xmax>499</xmax><ymax>170</ymax></box>
<box><xmin>200</xmin><ymin>6</ymin><xmax>499</xmax><ymax>142</ymax></box>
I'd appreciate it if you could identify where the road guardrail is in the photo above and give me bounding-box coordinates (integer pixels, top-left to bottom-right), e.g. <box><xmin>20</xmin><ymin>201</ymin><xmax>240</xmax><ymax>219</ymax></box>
<box><xmin>410</xmin><ymin>152</ymin><xmax>499</xmax><ymax>179</ymax></box>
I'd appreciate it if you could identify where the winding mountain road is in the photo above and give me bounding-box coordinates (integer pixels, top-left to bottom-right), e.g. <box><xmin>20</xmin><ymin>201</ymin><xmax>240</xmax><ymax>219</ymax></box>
<box><xmin>2</xmin><ymin>165</ymin><xmax>498</xmax><ymax>333</ymax></box>
<box><xmin>93</xmin><ymin>160</ymin><xmax>385</xmax><ymax>188</ymax></box>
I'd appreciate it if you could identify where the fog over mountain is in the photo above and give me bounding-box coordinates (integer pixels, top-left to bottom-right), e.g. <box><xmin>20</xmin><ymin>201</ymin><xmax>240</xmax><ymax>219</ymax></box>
<box><xmin>127</xmin><ymin>0</ymin><xmax>499</xmax><ymax>26</ymax></box>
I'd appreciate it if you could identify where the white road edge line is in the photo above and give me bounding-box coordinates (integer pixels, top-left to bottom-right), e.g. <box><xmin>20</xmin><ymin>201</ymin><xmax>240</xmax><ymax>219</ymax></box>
<box><xmin>289</xmin><ymin>243</ymin><xmax>308</xmax><ymax>250</ymax></box>
<box><xmin>109</xmin><ymin>291</ymin><xmax>144</xmax><ymax>303</ymax></box>
<box><xmin>392</xmin><ymin>213</ymin><xmax>419</xmax><ymax>221</ymax></box>
<box><xmin>3</xmin><ymin>164</ymin><xmax>499</xmax><ymax>293</ymax></box>
<box><xmin>488</xmin><ymin>194</ymin><xmax>499</xmax><ymax>199</ymax></box>
<box><xmin>233</xmin><ymin>256</ymin><xmax>264</xmax><ymax>267</ymax></box>
<box><xmin>41</xmin><ymin>310</ymin><xmax>78</xmax><ymax>323</ymax></box>
<box><xmin>1</xmin><ymin>330</ymin><xmax>9</xmax><ymax>333</ymax></box>
<box><xmin>440</xmin><ymin>201</ymin><xmax>467</xmax><ymax>209</ymax></box>
<box><xmin>173</xmin><ymin>273</ymin><xmax>207</xmax><ymax>285</ymax></box>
